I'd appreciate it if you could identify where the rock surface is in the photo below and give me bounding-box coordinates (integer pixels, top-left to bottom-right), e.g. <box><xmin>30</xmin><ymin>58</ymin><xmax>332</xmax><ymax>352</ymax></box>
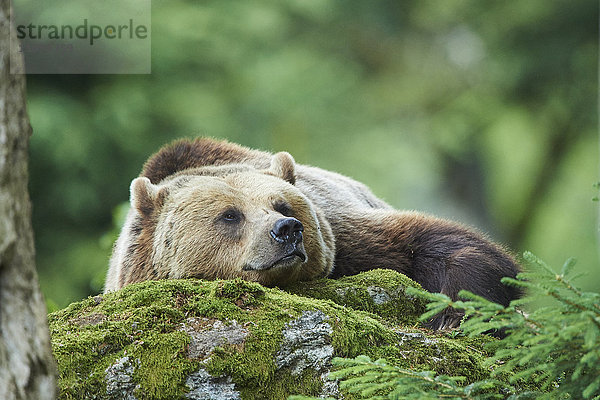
<box><xmin>49</xmin><ymin>269</ymin><xmax>495</xmax><ymax>399</ymax></box>
<box><xmin>105</xmin><ymin>356</ymin><xmax>140</xmax><ymax>400</ymax></box>
<box><xmin>185</xmin><ymin>369</ymin><xmax>241</xmax><ymax>400</ymax></box>
<box><xmin>275</xmin><ymin>310</ymin><xmax>334</xmax><ymax>375</ymax></box>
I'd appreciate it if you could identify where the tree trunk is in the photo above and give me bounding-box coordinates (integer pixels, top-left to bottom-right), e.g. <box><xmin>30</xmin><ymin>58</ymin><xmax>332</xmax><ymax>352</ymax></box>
<box><xmin>0</xmin><ymin>2</ymin><xmax>58</xmax><ymax>399</ymax></box>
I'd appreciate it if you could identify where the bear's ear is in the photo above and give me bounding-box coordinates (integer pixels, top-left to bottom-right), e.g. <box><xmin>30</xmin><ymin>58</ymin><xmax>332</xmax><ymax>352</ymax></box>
<box><xmin>130</xmin><ymin>177</ymin><xmax>167</xmax><ymax>217</ymax></box>
<box><xmin>269</xmin><ymin>152</ymin><xmax>296</xmax><ymax>185</ymax></box>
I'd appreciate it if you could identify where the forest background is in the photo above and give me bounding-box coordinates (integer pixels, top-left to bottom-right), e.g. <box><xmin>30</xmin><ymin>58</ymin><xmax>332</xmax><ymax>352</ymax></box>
<box><xmin>16</xmin><ymin>0</ymin><xmax>599</xmax><ymax>309</ymax></box>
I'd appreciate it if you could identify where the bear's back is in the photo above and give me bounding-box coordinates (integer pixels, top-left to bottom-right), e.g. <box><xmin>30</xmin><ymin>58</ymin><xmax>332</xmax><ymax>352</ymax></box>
<box><xmin>141</xmin><ymin>138</ymin><xmax>391</xmax><ymax>213</ymax></box>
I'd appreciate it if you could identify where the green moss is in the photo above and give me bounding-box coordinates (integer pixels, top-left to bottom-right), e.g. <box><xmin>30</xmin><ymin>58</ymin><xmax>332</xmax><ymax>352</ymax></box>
<box><xmin>214</xmin><ymin>278</ymin><xmax>266</xmax><ymax>307</ymax></box>
<box><xmin>49</xmin><ymin>280</ymin><xmax>198</xmax><ymax>399</ymax></box>
<box><xmin>286</xmin><ymin>269</ymin><xmax>428</xmax><ymax>326</ymax></box>
<box><xmin>49</xmin><ymin>273</ymin><xmax>503</xmax><ymax>399</ymax></box>
<box><xmin>259</xmin><ymin>368</ymin><xmax>324</xmax><ymax>399</ymax></box>
<box><xmin>132</xmin><ymin>331</ymin><xmax>196</xmax><ymax>399</ymax></box>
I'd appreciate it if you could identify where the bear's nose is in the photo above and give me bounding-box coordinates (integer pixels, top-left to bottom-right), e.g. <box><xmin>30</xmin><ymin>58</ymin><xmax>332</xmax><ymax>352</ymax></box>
<box><xmin>270</xmin><ymin>217</ymin><xmax>304</xmax><ymax>245</ymax></box>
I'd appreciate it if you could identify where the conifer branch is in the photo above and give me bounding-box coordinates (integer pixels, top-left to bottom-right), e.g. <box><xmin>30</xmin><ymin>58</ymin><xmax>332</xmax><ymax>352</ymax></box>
<box><xmin>290</xmin><ymin>253</ymin><xmax>600</xmax><ymax>400</ymax></box>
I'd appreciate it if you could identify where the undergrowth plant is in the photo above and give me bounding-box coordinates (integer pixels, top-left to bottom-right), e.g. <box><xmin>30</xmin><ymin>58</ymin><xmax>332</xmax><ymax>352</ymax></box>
<box><xmin>290</xmin><ymin>252</ymin><xmax>600</xmax><ymax>400</ymax></box>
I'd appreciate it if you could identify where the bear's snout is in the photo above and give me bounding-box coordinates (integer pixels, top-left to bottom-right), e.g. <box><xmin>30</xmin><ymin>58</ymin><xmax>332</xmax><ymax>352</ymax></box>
<box><xmin>241</xmin><ymin>217</ymin><xmax>307</xmax><ymax>272</ymax></box>
<box><xmin>270</xmin><ymin>217</ymin><xmax>304</xmax><ymax>246</ymax></box>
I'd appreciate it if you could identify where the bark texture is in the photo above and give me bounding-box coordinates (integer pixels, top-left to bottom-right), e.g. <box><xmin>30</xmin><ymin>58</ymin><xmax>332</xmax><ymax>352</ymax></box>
<box><xmin>0</xmin><ymin>2</ymin><xmax>57</xmax><ymax>399</ymax></box>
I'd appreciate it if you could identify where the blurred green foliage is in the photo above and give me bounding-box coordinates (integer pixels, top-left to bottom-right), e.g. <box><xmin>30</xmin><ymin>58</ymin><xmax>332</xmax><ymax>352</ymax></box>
<box><xmin>22</xmin><ymin>1</ymin><xmax>598</xmax><ymax>308</ymax></box>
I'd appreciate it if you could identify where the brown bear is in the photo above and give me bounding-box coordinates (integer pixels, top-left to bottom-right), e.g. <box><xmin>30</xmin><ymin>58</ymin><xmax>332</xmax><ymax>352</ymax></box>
<box><xmin>105</xmin><ymin>157</ymin><xmax>336</xmax><ymax>290</ymax></box>
<box><xmin>105</xmin><ymin>138</ymin><xmax>522</xmax><ymax>330</ymax></box>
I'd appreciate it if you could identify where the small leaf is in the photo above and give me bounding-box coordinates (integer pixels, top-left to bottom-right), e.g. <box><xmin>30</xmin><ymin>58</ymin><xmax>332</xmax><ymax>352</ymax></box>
<box><xmin>584</xmin><ymin>324</ymin><xmax>599</xmax><ymax>349</ymax></box>
<box><xmin>560</xmin><ymin>257</ymin><xmax>577</xmax><ymax>276</ymax></box>
<box><xmin>583</xmin><ymin>378</ymin><xmax>600</xmax><ymax>399</ymax></box>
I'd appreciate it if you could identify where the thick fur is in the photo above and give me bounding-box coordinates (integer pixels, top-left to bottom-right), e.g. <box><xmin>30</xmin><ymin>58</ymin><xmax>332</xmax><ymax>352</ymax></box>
<box><xmin>106</xmin><ymin>138</ymin><xmax>522</xmax><ymax>330</ymax></box>
<box><xmin>106</xmin><ymin>157</ymin><xmax>335</xmax><ymax>291</ymax></box>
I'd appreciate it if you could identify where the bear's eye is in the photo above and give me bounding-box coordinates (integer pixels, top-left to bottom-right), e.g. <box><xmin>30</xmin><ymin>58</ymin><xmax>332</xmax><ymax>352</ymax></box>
<box><xmin>273</xmin><ymin>201</ymin><xmax>292</xmax><ymax>217</ymax></box>
<box><xmin>221</xmin><ymin>209</ymin><xmax>242</xmax><ymax>223</ymax></box>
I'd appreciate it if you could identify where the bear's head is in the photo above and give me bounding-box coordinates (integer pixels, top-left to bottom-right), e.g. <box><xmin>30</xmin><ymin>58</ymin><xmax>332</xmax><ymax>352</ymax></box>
<box><xmin>117</xmin><ymin>152</ymin><xmax>335</xmax><ymax>288</ymax></box>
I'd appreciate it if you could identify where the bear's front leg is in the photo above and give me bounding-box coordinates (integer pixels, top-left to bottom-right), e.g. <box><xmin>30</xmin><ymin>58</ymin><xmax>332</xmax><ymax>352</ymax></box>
<box><xmin>329</xmin><ymin>210</ymin><xmax>522</xmax><ymax>330</ymax></box>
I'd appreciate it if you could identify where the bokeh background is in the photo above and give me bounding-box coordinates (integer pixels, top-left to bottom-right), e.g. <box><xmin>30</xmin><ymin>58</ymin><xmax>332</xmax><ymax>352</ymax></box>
<box><xmin>20</xmin><ymin>1</ymin><xmax>598</xmax><ymax>309</ymax></box>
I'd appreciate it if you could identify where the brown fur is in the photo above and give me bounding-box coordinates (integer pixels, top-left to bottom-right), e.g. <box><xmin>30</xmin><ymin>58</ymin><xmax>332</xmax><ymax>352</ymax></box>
<box><xmin>142</xmin><ymin>138</ymin><xmax>269</xmax><ymax>184</ymax></box>
<box><xmin>330</xmin><ymin>211</ymin><xmax>519</xmax><ymax>302</ymax></box>
<box><xmin>106</xmin><ymin>157</ymin><xmax>335</xmax><ymax>291</ymax></box>
<box><xmin>107</xmin><ymin>137</ymin><xmax>522</xmax><ymax>330</ymax></box>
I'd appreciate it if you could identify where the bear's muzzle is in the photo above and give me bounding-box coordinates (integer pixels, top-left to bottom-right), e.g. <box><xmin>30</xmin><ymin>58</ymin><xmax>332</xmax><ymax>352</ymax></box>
<box><xmin>241</xmin><ymin>218</ymin><xmax>308</xmax><ymax>272</ymax></box>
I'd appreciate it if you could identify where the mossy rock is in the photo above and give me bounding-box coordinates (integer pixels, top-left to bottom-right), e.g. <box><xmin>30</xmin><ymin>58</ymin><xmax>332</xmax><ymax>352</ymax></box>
<box><xmin>286</xmin><ymin>269</ymin><xmax>428</xmax><ymax>326</ymax></box>
<box><xmin>48</xmin><ymin>270</ymin><xmax>495</xmax><ymax>400</ymax></box>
